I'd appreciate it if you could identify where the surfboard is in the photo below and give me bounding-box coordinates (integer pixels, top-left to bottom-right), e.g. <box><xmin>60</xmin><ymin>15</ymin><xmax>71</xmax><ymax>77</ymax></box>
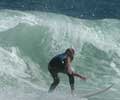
<box><xmin>79</xmin><ymin>84</ymin><xmax>113</xmax><ymax>98</ymax></box>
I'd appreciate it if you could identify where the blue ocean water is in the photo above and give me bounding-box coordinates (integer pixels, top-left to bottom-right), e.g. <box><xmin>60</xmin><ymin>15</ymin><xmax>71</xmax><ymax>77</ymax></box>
<box><xmin>0</xmin><ymin>0</ymin><xmax>120</xmax><ymax>19</ymax></box>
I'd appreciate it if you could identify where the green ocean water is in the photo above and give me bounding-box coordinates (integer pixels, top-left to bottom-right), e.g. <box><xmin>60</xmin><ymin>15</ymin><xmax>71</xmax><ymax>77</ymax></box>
<box><xmin>0</xmin><ymin>10</ymin><xmax>120</xmax><ymax>100</ymax></box>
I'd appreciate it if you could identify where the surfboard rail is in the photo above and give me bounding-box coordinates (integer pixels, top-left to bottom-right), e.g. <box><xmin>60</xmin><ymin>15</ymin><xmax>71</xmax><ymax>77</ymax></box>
<box><xmin>80</xmin><ymin>84</ymin><xmax>113</xmax><ymax>98</ymax></box>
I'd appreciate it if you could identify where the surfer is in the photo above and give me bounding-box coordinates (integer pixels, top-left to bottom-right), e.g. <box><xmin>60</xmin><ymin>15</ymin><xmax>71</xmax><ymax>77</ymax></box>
<box><xmin>48</xmin><ymin>48</ymin><xmax>86</xmax><ymax>94</ymax></box>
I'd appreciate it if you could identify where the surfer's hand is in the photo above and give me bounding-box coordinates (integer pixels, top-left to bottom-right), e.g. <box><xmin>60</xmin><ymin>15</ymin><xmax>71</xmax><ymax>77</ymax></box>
<box><xmin>80</xmin><ymin>76</ymin><xmax>86</xmax><ymax>80</ymax></box>
<box><xmin>72</xmin><ymin>72</ymin><xmax>86</xmax><ymax>80</ymax></box>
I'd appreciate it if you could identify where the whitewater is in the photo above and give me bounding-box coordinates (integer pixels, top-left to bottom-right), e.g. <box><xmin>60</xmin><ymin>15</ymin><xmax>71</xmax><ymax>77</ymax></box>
<box><xmin>0</xmin><ymin>9</ymin><xmax>120</xmax><ymax>100</ymax></box>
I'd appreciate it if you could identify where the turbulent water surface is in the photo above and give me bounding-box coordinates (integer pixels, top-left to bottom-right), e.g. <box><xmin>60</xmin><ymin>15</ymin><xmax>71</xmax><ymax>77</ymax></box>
<box><xmin>0</xmin><ymin>9</ymin><xmax>120</xmax><ymax>100</ymax></box>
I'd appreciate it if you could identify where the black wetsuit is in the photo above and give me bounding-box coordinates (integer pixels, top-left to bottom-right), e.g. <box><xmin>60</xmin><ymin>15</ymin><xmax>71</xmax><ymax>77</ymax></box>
<box><xmin>48</xmin><ymin>53</ymin><xmax>74</xmax><ymax>92</ymax></box>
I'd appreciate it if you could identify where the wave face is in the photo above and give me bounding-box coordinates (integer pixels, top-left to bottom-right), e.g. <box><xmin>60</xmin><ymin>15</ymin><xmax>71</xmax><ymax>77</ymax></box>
<box><xmin>0</xmin><ymin>10</ymin><xmax>120</xmax><ymax>100</ymax></box>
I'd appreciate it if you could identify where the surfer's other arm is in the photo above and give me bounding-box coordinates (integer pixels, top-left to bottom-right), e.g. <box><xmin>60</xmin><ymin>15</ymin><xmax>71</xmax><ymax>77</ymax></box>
<box><xmin>72</xmin><ymin>72</ymin><xmax>86</xmax><ymax>80</ymax></box>
<box><xmin>65</xmin><ymin>56</ymin><xmax>86</xmax><ymax>94</ymax></box>
<box><xmin>66</xmin><ymin>57</ymin><xmax>86</xmax><ymax>80</ymax></box>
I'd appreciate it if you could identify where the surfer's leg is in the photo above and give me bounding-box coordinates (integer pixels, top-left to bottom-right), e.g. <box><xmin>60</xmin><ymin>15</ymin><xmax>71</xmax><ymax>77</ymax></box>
<box><xmin>67</xmin><ymin>74</ymin><xmax>75</xmax><ymax>92</ymax></box>
<box><xmin>48</xmin><ymin>68</ymin><xmax>60</xmax><ymax>92</ymax></box>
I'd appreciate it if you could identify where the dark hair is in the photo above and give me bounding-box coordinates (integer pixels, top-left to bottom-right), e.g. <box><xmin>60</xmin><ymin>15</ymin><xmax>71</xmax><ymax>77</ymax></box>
<box><xmin>65</xmin><ymin>48</ymin><xmax>75</xmax><ymax>61</ymax></box>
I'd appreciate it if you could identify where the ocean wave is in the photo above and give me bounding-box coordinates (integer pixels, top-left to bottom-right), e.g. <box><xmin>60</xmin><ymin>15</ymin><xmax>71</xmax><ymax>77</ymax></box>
<box><xmin>0</xmin><ymin>10</ymin><xmax>120</xmax><ymax>100</ymax></box>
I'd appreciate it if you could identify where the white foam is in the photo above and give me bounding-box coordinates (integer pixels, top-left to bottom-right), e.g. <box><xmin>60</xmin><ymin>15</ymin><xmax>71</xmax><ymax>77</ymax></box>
<box><xmin>0</xmin><ymin>47</ymin><xmax>46</xmax><ymax>88</ymax></box>
<box><xmin>0</xmin><ymin>47</ymin><xmax>28</xmax><ymax>78</ymax></box>
<box><xmin>0</xmin><ymin>10</ymin><xmax>119</xmax><ymax>55</ymax></box>
<box><xmin>0</xmin><ymin>16</ymin><xmax>19</xmax><ymax>32</ymax></box>
<box><xmin>0</xmin><ymin>87</ymin><xmax>87</xmax><ymax>100</ymax></box>
<box><xmin>110</xmin><ymin>62</ymin><xmax>120</xmax><ymax>76</ymax></box>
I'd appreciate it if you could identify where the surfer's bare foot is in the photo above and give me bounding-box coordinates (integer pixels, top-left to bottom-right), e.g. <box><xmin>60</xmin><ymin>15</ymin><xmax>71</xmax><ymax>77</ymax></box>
<box><xmin>71</xmin><ymin>90</ymin><xmax>76</xmax><ymax>96</ymax></box>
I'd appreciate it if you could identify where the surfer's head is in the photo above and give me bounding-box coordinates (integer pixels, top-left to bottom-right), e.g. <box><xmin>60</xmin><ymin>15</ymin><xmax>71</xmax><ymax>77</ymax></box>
<box><xmin>65</xmin><ymin>48</ymin><xmax>75</xmax><ymax>60</ymax></box>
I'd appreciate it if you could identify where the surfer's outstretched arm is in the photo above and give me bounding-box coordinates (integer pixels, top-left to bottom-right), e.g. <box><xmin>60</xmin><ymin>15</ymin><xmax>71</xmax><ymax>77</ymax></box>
<box><xmin>72</xmin><ymin>72</ymin><xmax>86</xmax><ymax>80</ymax></box>
<box><xmin>65</xmin><ymin>57</ymin><xmax>86</xmax><ymax>80</ymax></box>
